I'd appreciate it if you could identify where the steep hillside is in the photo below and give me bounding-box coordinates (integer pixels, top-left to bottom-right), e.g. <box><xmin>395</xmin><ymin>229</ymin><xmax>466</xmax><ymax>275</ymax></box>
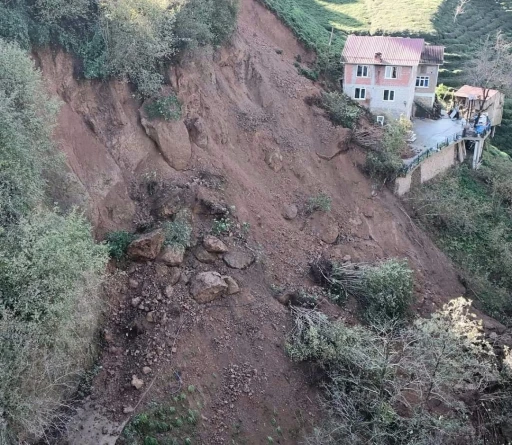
<box><xmin>30</xmin><ymin>0</ymin><xmax>511</xmax><ymax>443</ymax></box>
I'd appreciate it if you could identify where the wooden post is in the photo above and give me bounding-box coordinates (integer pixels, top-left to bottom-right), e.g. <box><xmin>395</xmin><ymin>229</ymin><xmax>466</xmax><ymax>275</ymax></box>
<box><xmin>328</xmin><ymin>27</ymin><xmax>334</xmax><ymax>46</ymax></box>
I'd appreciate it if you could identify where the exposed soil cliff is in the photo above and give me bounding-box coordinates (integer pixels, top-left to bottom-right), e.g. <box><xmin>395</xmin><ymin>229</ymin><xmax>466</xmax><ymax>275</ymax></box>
<box><xmin>35</xmin><ymin>0</ymin><xmax>492</xmax><ymax>443</ymax></box>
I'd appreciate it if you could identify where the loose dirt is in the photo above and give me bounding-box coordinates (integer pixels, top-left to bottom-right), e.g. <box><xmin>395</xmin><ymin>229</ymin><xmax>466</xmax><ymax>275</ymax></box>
<box><xmin>38</xmin><ymin>0</ymin><xmax>474</xmax><ymax>443</ymax></box>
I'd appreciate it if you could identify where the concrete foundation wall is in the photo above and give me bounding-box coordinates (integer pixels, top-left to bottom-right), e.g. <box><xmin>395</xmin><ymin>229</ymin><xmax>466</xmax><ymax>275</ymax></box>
<box><xmin>395</xmin><ymin>143</ymin><xmax>457</xmax><ymax>196</ymax></box>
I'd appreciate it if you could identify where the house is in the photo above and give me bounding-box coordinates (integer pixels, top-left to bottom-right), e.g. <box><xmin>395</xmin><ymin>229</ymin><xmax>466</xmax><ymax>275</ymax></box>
<box><xmin>454</xmin><ymin>85</ymin><xmax>504</xmax><ymax>127</ymax></box>
<box><xmin>341</xmin><ymin>35</ymin><xmax>444</xmax><ymax>119</ymax></box>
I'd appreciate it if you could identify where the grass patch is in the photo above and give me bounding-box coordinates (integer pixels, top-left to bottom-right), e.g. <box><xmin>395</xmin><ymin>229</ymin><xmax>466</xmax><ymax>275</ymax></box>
<box><xmin>120</xmin><ymin>395</ymin><xmax>201</xmax><ymax>445</ymax></box>
<box><xmin>306</xmin><ymin>193</ymin><xmax>332</xmax><ymax>214</ymax></box>
<box><xmin>105</xmin><ymin>230</ymin><xmax>135</xmax><ymax>261</ymax></box>
<box><xmin>145</xmin><ymin>94</ymin><xmax>182</xmax><ymax>121</ymax></box>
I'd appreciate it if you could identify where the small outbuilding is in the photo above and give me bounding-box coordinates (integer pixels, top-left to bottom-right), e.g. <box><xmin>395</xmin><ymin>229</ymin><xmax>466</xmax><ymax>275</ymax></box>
<box><xmin>454</xmin><ymin>85</ymin><xmax>504</xmax><ymax>127</ymax></box>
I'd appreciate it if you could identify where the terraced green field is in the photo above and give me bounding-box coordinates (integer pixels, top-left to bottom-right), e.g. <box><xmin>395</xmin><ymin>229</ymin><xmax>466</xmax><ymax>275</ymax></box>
<box><xmin>260</xmin><ymin>0</ymin><xmax>512</xmax><ymax>152</ymax></box>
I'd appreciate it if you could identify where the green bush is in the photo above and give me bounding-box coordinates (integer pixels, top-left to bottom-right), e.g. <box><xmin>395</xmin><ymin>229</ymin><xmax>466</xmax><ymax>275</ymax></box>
<box><xmin>145</xmin><ymin>93</ymin><xmax>182</xmax><ymax>121</ymax></box>
<box><xmin>164</xmin><ymin>215</ymin><xmax>192</xmax><ymax>248</ymax></box>
<box><xmin>174</xmin><ymin>0</ymin><xmax>238</xmax><ymax>49</ymax></box>
<box><xmin>0</xmin><ymin>209</ymin><xmax>108</xmax><ymax>442</ymax></box>
<box><xmin>0</xmin><ymin>0</ymin><xmax>239</xmax><ymax>97</ymax></box>
<box><xmin>288</xmin><ymin>299</ymin><xmax>505</xmax><ymax>444</ymax></box>
<box><xmin>362</xmin><ymin>259</ymin><xmax>414</xmax><ymax>322</ymax></box>
<box><xmin>105</xmin><ymin>230</ymin><xmax>135</xmax><ymax>260</ymax></box>
<box><xmin>212</xmin><ymin>216</ymin><xmax>232</xmax><ymax>236</ymax></box>
<box><xmin>99</xmin><ymin>0</ymin><xmax>178</xmax><ymax>97</ymax></box>
<box><xmin>0</xmin><ymin>38</ymin><xmax>60</xmax><ymax>226</ymax></box>
<box><xmin>306</xmin><ymin>193</ymin><xmax>332</xmax><ymax>214</ymax></box>
<box><xmin>295</xmin><ymin>63</ymin><xmax>319</xmax><ymax>81</ymax></box>
<box><xmin>312</xmin><ymin>258</ymin><xmax>414</xmax><ymax>322</ymax></box>
<box><xmin>364</xmin><ymin>118</ymin><xmax>410</xmax><ymax>182</ymax></box>
<box><xmin>318</xmin><ymin>91</ymin><xmax>361</xmax><ymax>129</ymax></box>
<box><xmin>411</xmin><ymin>151</ymin><xmax>512</xmax><ymax>325</ymax></box>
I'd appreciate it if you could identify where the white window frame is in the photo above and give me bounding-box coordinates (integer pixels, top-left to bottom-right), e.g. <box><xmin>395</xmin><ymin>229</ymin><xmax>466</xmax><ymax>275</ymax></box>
<box><xmin>354</xmin><ymin>87</ymin><xmax>366</xmax><ymax>100</ymax></box>
<box><xmin>356</xmin><ymin>65</ymin><xmax>369</xmax><ymax>78</ymax></box>
<box><xmin>384</xmin><ymin>66</ymin><xmax>398</xmax><ymax>79</ymax></box>
<box><xmin>383</xmin><ymin>90</ymin><xmax>395</xmax><ymax>101</ymax></box>
<box><xmin>416</xmin><ymin>76</ymin><xmax>430</xmax><ymax>88</ymax></box>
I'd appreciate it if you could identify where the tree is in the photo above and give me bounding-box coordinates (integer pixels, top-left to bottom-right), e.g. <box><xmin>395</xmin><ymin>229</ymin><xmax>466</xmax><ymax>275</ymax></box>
<box><xmin>464</xmin><ymin>31</ymin><xmax>512</xmax><ymax>117</ymax></box>
<box><xmin>454</xmin><ymin>0</ymin><xmax>470</xmax><ymax>22</ymax></box>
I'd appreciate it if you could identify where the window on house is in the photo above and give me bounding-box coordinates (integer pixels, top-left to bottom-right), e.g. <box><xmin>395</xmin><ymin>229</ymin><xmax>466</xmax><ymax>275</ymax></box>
<box><xmin>356</xmin><ymin>65</ymin><xmax>369</xmax><ymax>77</ymax></box>
<box><xmin>354</xmin><ymin>88</ymin><xmax>366</xmax><ymax>100</ymax></box>
<box><xmin>383</xmin><ymin>90</ymin><xmax>395</xmax><ymax>101</ymax></box>
<box><xmin>384</xmin><ymin>66</ymin><xmax>398</xmax><ymax>79</ymax></box>
<box><xmin>416</xmin><ymin>76</ymin><xmax>430</xmax><ymax>88</ymax></box>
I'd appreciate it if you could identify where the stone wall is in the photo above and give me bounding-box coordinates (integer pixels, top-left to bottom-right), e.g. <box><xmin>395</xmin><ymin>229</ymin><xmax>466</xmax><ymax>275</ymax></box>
<box><xmin>395</xmin><ymin>142</ymin><xmax>457</xmax><ymax>196</ymax></box>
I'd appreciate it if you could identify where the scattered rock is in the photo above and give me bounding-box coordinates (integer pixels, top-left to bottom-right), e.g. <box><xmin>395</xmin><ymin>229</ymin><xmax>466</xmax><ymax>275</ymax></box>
<box><xmin>127</xmin><ymin>229</ymin><xmax>165</xmax><ymax>261</ymax></box>
<box><xmin>131</xmin><ymin>297</ymin><xmax>142</xmax><ymax>308</ymax></box>
<box><xmin>203</xmin><ymin>235</ymin><xmax>228</xmax><ymax>253</ymax></box>
<box><xmin>190</xmin><ymin>271</ymin><xmax>228</xmax><ymax>303</ymax></box>
<box><xmin>315</xmin><ymin>128</ymin><xmax>352</xmax><ymax>160</ymax></box>
<box><xmin>187</xmin><ymin>116</ymin><xmax>209</xmax><ymax>149</ymax></box>
<box><xmin>158</xmin><ymin>245</ymin><xmax>185</xmax><ymax>266</ymax></box>
<box><xmin>129</xmin><ymin>279</ymin><xmax>139</xmax><ymax>289</ymax></box>
<box><xmin>309</xmin><ymin>213</ymin><xmax>339</xmax><ymax>244</ymax></box>
<box><xmin>265</xmin><ymin>149</ymin><xmax>283</xmax><ymax>172</ymax></box>
<box><xmin>146</xmin><ymin>312</ymin><xmax>155</xmax><ymax>323</ymax></box>
<box><xmin>142</xmin><ymin>366</ymin><xmax>152</xmax><ymax>375</ymax></box>
<box><xmin>165</xmin><ymin>285</ymin><xmax>174</xmax><ymax>299</ymax></box>
<box><xmin>223</xmin><ymin>276</ymin><xmax>240</xmax><ymax>295</ymax></box>
<box><xmin>123</xmin><ymin>406</ymin><xmax>135</xmax><ymax>414</ymax></box>
<box><xmin>223</xmin><ymin>248</ymin><xmax>255</xmax><ymax>270</ymax></box>
<box><xmin>193</xmin><ymin>245</ymin><xmax>217</xmax><ymax>264</ymax></box>
<box><xmin>275</xmin><ymin>290</ymin><xmax>294</xmax><ymax>306</ymax></box>
<box><xmin>126</xmin><ymin>320</ymin><xmax>145</xmax><ymax>340</ymax></box>
<box><xmin>363</xmin><ymin>209</ymin><xmax>374</xmax><ymax>218</ymax></box>
<box><xmin>342</xmin><ymin>255</ymin><xmax>352</xmax><ymax>263</ymax></box>
<box><xmin>131</xmin><ymin>376</ymin><xmax>144</xmax><ymax>390</ymax></box>
<box><xmin>141</xmin><ymin>117</ymin><xmax>191</xmax><ymax>171</ymax></box>
<box><xmin>195</xmin><ymin>187</ymin><xmax>229</xmax><ymax>216</ymax></box>
<box><xmin>168</xmin><ymin>267</ymin><xmax>182</xmax><ymax>285</ymax></box>
<box><xmin>282</xmin><ymin>204</ymin><xmax>298</xmax><ymax>220</ymax></box>
<box><xmin>480</xmin><ymin>312</ymin><xmax>507</xmax><ymax>335</ymax></box>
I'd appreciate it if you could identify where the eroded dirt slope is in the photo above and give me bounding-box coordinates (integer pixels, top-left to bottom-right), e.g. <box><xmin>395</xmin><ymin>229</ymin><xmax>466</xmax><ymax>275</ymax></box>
<box><xmin>36</xmin><ymin>0</ymin><xmax>484</xmax><ymax>443</ymax></box>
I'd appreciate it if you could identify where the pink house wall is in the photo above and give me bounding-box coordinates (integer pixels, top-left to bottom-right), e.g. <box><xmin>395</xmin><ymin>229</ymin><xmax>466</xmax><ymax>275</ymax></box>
<box><xmin>344</xmin><ymin>64</ymin><xmax>413</xmax><ymax>86</ymax></box>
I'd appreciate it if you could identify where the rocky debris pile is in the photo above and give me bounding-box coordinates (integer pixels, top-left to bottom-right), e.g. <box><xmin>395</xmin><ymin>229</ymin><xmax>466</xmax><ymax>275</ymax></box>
<box><xmin>158</xmin><ymin>245</ymin><xmax>185</xmax><ymax>266</ymax></box>
<box><xmin>203</xmin><ymin>235</ymin><xmax>229</xmax><ymax>253</ymax></box>
<box><xmin>190</xmin><ymin>272</ymin><xmax>240</xmax><ymax>303</ymax></box>
<box><xmin>223</xmin><ymin>248</ymin><xmax>255</xmax><ymax>270</ymax></box>
<box><xmin>127</xmin><ymin>229</ymin><xmax>165</xmax><ymax>260</ymax></box>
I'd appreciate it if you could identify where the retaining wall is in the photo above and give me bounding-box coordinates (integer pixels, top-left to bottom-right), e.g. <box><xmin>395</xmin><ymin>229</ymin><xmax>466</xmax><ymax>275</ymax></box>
<box><xmin>395</xmin><ymin>142</ymin><xmax>457</xmax><ymax>196</ymax></box>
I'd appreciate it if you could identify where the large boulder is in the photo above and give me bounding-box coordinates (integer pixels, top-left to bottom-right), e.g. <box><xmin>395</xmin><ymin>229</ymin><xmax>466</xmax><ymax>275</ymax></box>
<box><xmin>158</xmin><ymin>245</ymin><xmax>185</xmax><ymax>266</ymax></box>
<box><xmin>154</xmin><ymin>263</ymin><xmax>181</xmax><ymax>285</ymax></box>
<box><xmin>141</xmin><ymin>118</ymin><xmax>191</xmax><ymax>171</ymax></box>
<box><xmin>282</xmin><ymin>204</ymin><xmax>298</xmax><ymax>220</ymax></box>
<box><xmin>203</xmin><ymin>235</ymin><xmax>228</xmax><ymax>253</ymax></box>
<box><xmin>193</xmin><ymin>245</ymin><xmax>217</xmax><ymax>264</ymax></box>
<box><xmin>223</xmin><ymin>248</ymin><xmax>255</xmax><ymax>270</ymax></box>
<box><xmin>127</xmin><ymin>229</ymin><xmax>165</xmax><ymax>261</ymax></box>
<box><xmin>223</xmin><ymin>276</ymin><xmax>240</xmax><ymax>295</ymax></box>
<box><xmin>309</xmin><ymin>212</ymin><xmax>339</xmax><ymax>244</ymax></box>
<box><xmin>190</xmin><ymin>271</ymin><xmax>228</xmax><ymax>304</ymax></box>
<box><xmin>265</xmin><ymin>149</ymin><xmax>283</xmax><ymax>172</ymax></box>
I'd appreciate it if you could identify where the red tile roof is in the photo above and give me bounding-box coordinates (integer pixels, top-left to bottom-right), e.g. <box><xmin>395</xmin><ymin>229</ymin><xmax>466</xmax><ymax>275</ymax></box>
<box><xmin>455</xmin><ymin>85</ymin><xmax>499</xmax><ymax>100</ymax></box>
<box><xmin>341</xmin><ymin>35</ymin><xmax>425</xmax><ymax>66</ymax></box>
<box><xmin>420</xmin><ymin>45</ymin><xmax>444</xmax><ymax>65</ymax></box>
